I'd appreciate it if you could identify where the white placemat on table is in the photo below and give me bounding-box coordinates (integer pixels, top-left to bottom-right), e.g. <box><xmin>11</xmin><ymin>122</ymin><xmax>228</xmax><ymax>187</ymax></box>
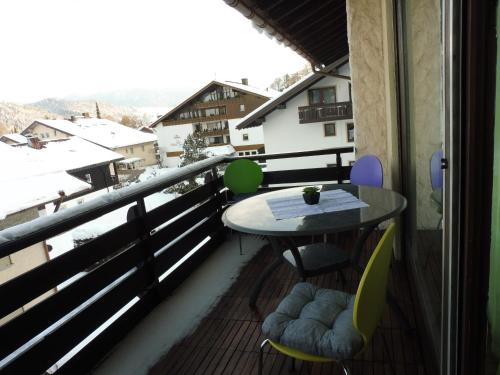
<box><xmin>266</xmin><ymin>189</ymin><xmax>369</xmax><ymax>220</ymax></box>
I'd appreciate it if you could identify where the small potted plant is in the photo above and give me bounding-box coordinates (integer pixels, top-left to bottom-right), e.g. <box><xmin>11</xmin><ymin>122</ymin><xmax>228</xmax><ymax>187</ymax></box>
<box><xmin>302</xmin><ymin>186</ymin><xmax>320</xmax><ymax>205</ymax></box>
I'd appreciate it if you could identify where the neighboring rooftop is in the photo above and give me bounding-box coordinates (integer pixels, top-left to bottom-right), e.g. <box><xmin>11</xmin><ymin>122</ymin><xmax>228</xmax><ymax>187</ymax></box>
<box><xmin>205</xmin><ymin>144</ymin><xmax>236</xmax><ymax>157</ymax></box>
<box><xmin>0</xmin><ymin>142</ymin><xmax>91</xmax><ymax>219</ymax></box>
<box><xmin>150</xmin><ymin>80</ymin><xmax>278</xmax><ymax>128</ymax></box>
<box><xmin>16</xmin><ymin>136</ymin><xmax>124</xmax><ymax>172</ymax></box>
<box><xmin>26</xmin><ymin>118</ymin><xmax>157</xmax><ymax>149</ymax></box>
<box><xmin>0</xmin><ymin>133</ymin><xmax>28</xmax><ymax>145</ymax></box>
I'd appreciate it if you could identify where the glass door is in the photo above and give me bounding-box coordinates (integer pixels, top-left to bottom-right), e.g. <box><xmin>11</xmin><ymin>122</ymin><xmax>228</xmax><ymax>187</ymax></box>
<box><xmin>397</xmin><ymin>0</ymin><xmax>445</xmax><ymax>370</ymax></box>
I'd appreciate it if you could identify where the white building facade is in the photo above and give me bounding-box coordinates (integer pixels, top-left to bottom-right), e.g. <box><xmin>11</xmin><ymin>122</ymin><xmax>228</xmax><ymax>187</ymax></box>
<box><xmin>236</xmin><ymin>63</ymin><xmax>355</xmax><ymax>171</ymax></box>
<box><xmin>150</xmin><ymin>81</ymin><xmax>273</xmax><ymax>168</ymax></box>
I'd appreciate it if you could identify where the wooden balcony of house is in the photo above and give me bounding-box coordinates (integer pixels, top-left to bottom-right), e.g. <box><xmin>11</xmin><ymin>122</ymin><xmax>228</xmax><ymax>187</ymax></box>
<box><xmin>195</xmin><ymin>127</ymin><xmax>230</xmax><ymax>138</ymax></box>
<box><xmin>0</xmin><ymin>146</ymin><xmax>426</xmax><ymax>374</ymax></box>
<box><xmin>298</xmin><ymin>101</ymin><xmax>353</xmax><ymax>124</ymax></box>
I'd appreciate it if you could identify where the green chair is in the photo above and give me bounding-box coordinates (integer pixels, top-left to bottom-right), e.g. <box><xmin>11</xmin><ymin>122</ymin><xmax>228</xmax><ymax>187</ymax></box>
<box><xmin>223</xmin><ymin>159</ymin><xmax>264</xmax><ymax>253</ymax></box>
<box><xmin>259</xmin><ymin>223</ymin><xmax>397</xmax><ymax>375</ymax></box>
<box><xmin>223</xmin><ymin>158</ymin><xmax>263</xmax><ymax>197</ymax></box>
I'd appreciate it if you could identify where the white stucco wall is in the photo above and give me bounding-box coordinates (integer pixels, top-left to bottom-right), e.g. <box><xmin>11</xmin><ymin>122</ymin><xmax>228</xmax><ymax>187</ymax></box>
<box><xmin>154</xmin><ymin>124</ymin><xmax>193</xmax><ymax>167</ymax></box>
<box><xmin>228</xmin><ymin>119</ymin><xmax>264</xmax><ymax>147</ymax></box>
<box><xmin>261</xmin><ymin>69</ymin><xmax>355</xmax><ymax>171</ymax></box>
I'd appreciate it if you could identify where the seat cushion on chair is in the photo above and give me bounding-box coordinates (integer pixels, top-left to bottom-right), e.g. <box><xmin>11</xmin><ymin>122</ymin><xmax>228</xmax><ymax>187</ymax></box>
<box><xmin>262</xmin><ymin>282</ymin><xmax>363</xmax><ymax>360</ymax></box>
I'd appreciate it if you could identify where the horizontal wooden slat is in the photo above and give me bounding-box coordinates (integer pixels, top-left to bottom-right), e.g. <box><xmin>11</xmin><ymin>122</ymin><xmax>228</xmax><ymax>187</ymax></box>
<box><xmin>0</xmin><ymin>220</ymin><xmax>140</xmax><ymax>319</ymax></box>
<box><xmin>0</xmin><ymin>243</ymin><xmax>144</xmax><ymax>360</ymax></box>
<box><xmin>56</xmin><ymin>291</ymin><xmax>159</xmax><ymax>375</ymax></box>
<box><xmin>154</xmin><ymin>213</ymin><xmax>223</xmax><ymax>276</ymax></box>
<box><xmin>158</xmin><ymin>227</ymin><xmax>225</xmax><ymax>297</ymax></box>
<box><xmin>262</xmin><ymin>166</ymin><xmax>351</xmax><ymax>185</ymax></box>
<box><xmin>147</xmin><ymin>178</ymin><xmax>222</xmax><ymax>230</ymax></box>
<box><xmin>1</xmin><ymin>266</ymin><xmax>151</xmax><ymax>375</ymax></box>
<box><xmin>58</xmin><ymin>228</ymin><xmax>226</xmax><ymax>374</ymax></box>
<box><xmin>150</xmin><ymin>196</ymin><xmax>222</xmax><ymax>251</ymax></box>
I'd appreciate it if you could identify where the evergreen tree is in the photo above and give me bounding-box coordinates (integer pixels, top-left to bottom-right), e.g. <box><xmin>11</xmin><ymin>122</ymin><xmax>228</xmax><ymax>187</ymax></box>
<box><xmin>96</xmin><ymin>102</ymin><xmax>101</xmax><ymax>119</ymax></box>
<box><xmin>179</xmin><ymin>132</ymin><xmax>207</xmax><ymax>167</ymax></box>
<box><xmin>166</xmin><ymin>132</ymin><xmax>208</xmax><ymax>194</ymax></box>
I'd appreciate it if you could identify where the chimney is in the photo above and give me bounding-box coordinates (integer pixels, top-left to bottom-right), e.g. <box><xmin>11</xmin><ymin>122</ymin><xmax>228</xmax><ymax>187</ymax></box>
<box><xmin>241</xmin><ymin>78</ymin><xmax>248</xmax><ymax>86</ymax></box>
<box><xmin>27</xmin><ymin>136</ymin><xmax>44</xmax><ymax>150</ymax></box>
<box><xmin>82</xmin><ymin>112</ymin><xmax>90</xmax><ymax>118</ymax></box>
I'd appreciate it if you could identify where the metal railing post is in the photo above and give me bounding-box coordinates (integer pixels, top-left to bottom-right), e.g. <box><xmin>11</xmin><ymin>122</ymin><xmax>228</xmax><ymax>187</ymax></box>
<box><xmin>336</xmin><ymin>152</ymin><xmax>343</xmax><ymax>184</ymax></box>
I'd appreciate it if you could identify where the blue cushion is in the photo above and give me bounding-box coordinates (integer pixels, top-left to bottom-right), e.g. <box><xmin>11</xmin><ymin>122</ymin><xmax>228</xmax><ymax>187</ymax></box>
<box><xmin>262</xmin><ymin>282</ymin><xmax>363</xmax><ymax>360</ymax></box>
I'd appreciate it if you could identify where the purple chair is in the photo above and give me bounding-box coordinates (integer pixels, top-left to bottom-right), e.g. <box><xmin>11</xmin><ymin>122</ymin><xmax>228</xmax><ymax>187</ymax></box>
<box><xmin>430</xmin><ymin>149</ymin><xmax>443</xmax><ymax>190</ymax></box>
<box><xmin>350</xmin><ymin>155</ymin><xmax>384</xmax><ymax>187</ymax></box>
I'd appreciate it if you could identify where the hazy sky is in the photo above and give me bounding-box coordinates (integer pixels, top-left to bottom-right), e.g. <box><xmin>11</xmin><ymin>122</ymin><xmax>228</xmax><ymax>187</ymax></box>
<box><xmin>0</xmin><ymin>0</ymin><xmax>306</xmax><ymax>103</ymax></box>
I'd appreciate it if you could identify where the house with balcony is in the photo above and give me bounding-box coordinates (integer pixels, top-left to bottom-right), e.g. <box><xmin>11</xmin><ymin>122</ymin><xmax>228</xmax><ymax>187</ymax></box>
<box><xmin>22</xmin><ymin>115</ymin><xmax>159</xmax><ymax>168</ymax></box>
<box><xmin>0</xmin><ymin>1</ymin><xmax>498</xmax><ymax>375</ymax></box>
<box><xmin>236</xmin><ymin>61</ymin><xmax>354</xmax><ymax>170</ymax></box>
<box><xmin>149</xmin><ymin>80</ymin><xmax>274</xmax><ymax>167</ymax></box>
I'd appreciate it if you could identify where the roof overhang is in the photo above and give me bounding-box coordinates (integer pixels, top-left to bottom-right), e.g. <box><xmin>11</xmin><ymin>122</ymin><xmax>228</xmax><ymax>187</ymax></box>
<box><xmin>223</xmin><ymin>0</ymin><xmax>348</xmax><ymax>68</ymax></box>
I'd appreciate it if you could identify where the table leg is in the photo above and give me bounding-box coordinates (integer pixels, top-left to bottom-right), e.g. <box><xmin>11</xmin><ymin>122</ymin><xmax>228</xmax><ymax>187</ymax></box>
<box><xmin>249</xmin><ymin>236</ymin><xmax>284</xmax><ymax>308</ymax></box>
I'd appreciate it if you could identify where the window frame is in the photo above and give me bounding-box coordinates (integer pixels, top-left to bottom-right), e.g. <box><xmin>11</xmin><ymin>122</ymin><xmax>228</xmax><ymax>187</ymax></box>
<box><xmin>308</xmin><ymin>86</ymin><xmax>337</xmax><ymax>105</ymax></box>
<box><xmin>323</xmin><ymin>123</ymin><xmax>336</xmax><ymax>137</ymax></box>
<box><xmin>346</xmin><ymin>123</ymin><xmax>355</xmax><ymax>143</ymax></box>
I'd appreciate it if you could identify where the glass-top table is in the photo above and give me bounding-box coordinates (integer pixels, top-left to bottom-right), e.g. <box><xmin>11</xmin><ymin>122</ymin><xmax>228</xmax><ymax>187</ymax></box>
<box><xmin>222</xmin><ymin>184</ymin><xmax>407</xmax><ymax>236</ymax></box>
<box><xmin>222</xmin><ymin>184</ymin><xmax>409</xmax><ymax>330</ymax></box>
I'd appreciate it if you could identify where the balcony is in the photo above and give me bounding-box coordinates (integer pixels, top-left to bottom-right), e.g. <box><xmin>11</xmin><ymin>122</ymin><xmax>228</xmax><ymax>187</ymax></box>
<box><xmin>194</xmin><ymin>127</ymin><xmax>230</xmax><ymax>137</ymax></box>
<box><xmin>0</xmin><ymin>146</ymin><xmax>425</xmax><ymax>374</ymax></box>
<box><xmin>298</xmin><ymin>101</ymin><xmax>353</xmax><ymax>124</ymax></box>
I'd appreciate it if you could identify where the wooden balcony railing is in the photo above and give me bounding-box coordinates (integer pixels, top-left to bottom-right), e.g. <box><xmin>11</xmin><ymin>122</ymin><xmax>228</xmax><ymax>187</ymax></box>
<box><xmin>298</xmin><ymin>101</ymin><xmax>353</xmax><ymax>124</ymax></box>
<box><xmin>0</xmin><ymin>146</ymin><xmax>353</xmax><ymax>374</ymax></box>
<box><xmin>194</xmin><ymin>128</ymin><xmax>229</xmax><ymax>137</ymax></box>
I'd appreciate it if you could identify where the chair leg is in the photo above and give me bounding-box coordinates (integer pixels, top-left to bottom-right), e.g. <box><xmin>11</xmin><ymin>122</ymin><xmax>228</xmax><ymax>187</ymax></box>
<box><xmin>339</xmin><ymin>361</ymin><xmax>351</xmax><ymax>375</ymax></box>
<box><xmin>239</xmin><ymin>233</ymin><xmax>243</xmax><ymax>255</ymax></box>
<box><xmin>381</xmin><ymin>331</ymin><xmax>396</xmax><ymax>375</ymax></box>
<box><xmin>337</xmin><ymin>270</ymin><xmax>347</xmax><ymax>286</ymax></box>
<box><xmin>259</xmin><ymin>339</ymin><xmax>270</xmax><ymax>375</ymax></box>
<box><xmin>289</xmin><ymin>357</ymin><xmax>296</xmax><ymax>373</ymax></box>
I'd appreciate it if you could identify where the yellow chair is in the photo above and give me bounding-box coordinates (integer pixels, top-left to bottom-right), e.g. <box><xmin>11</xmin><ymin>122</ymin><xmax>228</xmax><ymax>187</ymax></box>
<box><xmin>258</xmin><ymin>223</ymin><xmax>397</xmax><ymax>375</ymax></box>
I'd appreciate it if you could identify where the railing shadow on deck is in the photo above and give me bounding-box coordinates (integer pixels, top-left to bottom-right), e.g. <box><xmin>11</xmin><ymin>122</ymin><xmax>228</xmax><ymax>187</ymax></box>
<box><xmin>0</xmin><ymin>146</ymin><xmax>353</xmax><ymax>374</ymax></box>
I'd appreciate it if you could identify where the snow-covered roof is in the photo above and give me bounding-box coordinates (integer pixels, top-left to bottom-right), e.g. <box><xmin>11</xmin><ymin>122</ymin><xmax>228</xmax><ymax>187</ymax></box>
<box><xmin>221</xmin><ymin>80</ymin><xmax>279</xmax><ymax>99</ymax></box>
<box><xmin>0</xmin><ymin>133</ymin><xmax>27</xmax><ymax>144</ymax></box>
<box><xmin>0</xmin><ymin>143</ymin><xmax>91</xmax><ymax>219</ymax></box>
<box><xmin>30</xmin><ymin>118</ymin><xmax>157</xmax><ymax>149</ymax></box>
<box><xmin>150</xmin><ymin>80</ymin><xmax>277</xmax><ymax>128</ymax></box>
<box><xmin>14</xmin><ymin>137</ymin><xmax>124</xmax><ymax>172</ymax></box>
<box><xmin>205</xmin><ymin>144</ymin><xmax>236</xmax><ymax>157</ymax></box>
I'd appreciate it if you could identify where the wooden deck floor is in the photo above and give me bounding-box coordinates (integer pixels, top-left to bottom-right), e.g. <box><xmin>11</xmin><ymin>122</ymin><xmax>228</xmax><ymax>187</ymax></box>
<box><xmin>150</xmin><ymin>232</ymin><xmax>427</xmax><ymax>375</ymax></box>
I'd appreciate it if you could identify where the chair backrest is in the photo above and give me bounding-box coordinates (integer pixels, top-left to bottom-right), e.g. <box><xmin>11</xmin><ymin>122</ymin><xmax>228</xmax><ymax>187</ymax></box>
<box><xmin>350</xmin><ymin>155</ymin><xmax>383</xmax><ymax>187</ymax></box>
<box><xmin>430</xmin><ymin>149</ymin><xmax>443</xmax><ymax>190</ymax></box>
<box><xmin>223</xmin><ymin>159</ymin><xmax>264</xmax><ymax>194</ymax></box>
<box><xmin>353</xmin><ymin>223</ymin><xmax>396</xmax><ymax>344</ymax></box>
